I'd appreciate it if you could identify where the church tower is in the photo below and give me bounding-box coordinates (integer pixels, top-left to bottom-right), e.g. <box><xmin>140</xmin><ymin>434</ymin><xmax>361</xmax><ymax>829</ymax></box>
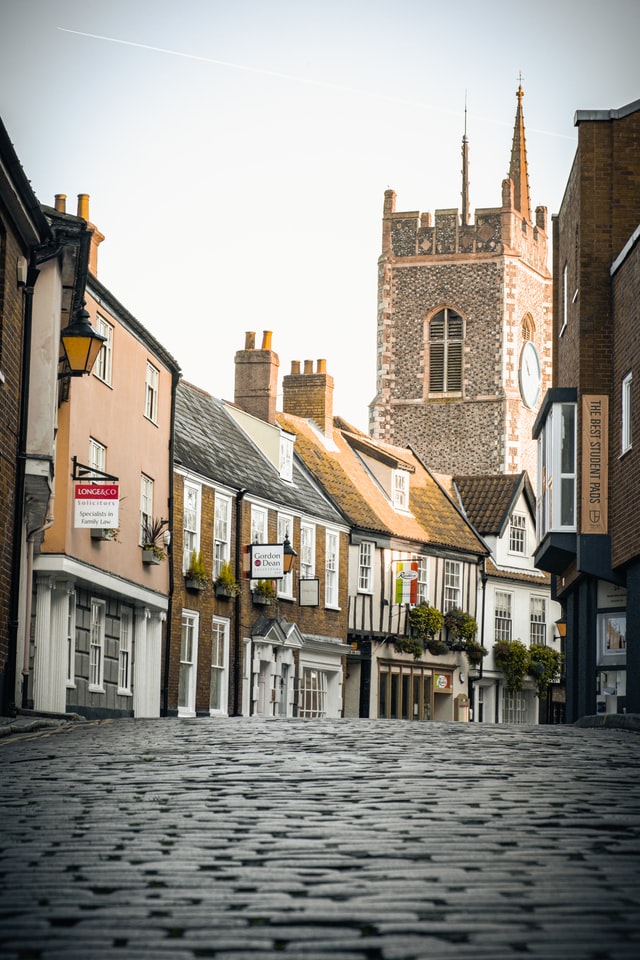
<box><xmin>369</xmin><ymin>86</ymin><xmax>552</xmax><ymax>485</ymax></box>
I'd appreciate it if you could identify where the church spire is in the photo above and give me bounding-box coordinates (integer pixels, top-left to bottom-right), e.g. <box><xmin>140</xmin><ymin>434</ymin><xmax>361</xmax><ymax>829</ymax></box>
<box><xmin>508</xmin><ymin>81</ymin><xmax>531</xmax><ymax>219</ymax></box>
<box><xmin>461</xmin><ymin>93</ymin><xmax>470</xmax><ymax>225</ymax></box>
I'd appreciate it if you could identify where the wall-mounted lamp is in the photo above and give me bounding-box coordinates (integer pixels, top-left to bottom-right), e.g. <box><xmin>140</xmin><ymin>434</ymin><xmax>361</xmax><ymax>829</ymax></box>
<box><xmin>59</xmin><ymin>301</ymin><xmax>106</xmax><ymax>378</ymax></box>
<box><xmin>555</xmin><ymin>618</ymin><xmax>567</xmax><ymax>640</ymax></box>
<box><xmin>283</xmin><ymin>534</ymin><xmax>298</xmax><ymax>574</ymax></box>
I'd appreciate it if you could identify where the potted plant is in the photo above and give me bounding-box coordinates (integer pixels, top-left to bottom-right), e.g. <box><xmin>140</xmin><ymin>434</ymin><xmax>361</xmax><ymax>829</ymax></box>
<box><xmin>141</xmin><ymin>517</ymin><xmax>168</xmax><ymax>564</ymax></box>
<box><xmin>408</xmin><ymin>603</ymin><xmax>444</xmax><ymax>643</ymax></box>
<box><xmin>252</xmin><ymin>579</ymin><xmax>275</xmax><ymax>605</ymax></box>
<box><xmin>444</xmin><ymin>608</ymin><xmax>478</xmax><ymax>650</ymax></box>
<box><xmin>493</xmin><ymin>639</ymin><xmax>530</xmax><ymax>693</ymax></box>
<box><xmin>465</xmin><ymin>640</ymin><xmax>488</xmax><ymax>665</ymax></box>
<box><xmin>528</xmin><ymin>644</ymin><xmax>562</xmax><ymax>699</ymax></box>
<box><xmin>426</xmin><ymin>638</ymin><xmax>450</xmax><ymax>656</ymax></box>
<box><xmin>215</xmin><ymin>560</ymin><xmax>240</xmax><ymax>598</ymax></box>
<box><xmin>185</xmin><ymin>549</ymin><xmax>207</xmax><ymax>591</ymax></box>
<box><xmin>394</xmin><ymin>636</ymin><xmax>425</xmax><ymax>660</ymax></box>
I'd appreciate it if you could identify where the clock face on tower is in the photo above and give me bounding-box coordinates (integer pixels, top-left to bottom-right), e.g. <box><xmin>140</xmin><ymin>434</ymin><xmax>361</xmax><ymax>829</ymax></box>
<box><xmin>519</xmin><ymin>341</ymin><xmax>541</xmax><ymax>409</ymax></box>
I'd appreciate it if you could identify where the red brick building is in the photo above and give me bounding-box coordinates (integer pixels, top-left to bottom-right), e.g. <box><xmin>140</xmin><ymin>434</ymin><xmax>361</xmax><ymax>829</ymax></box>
<box><xmin>534</xmin><ymin>97</ymin><xmax>640</xmax><ymax>719</ymax></box>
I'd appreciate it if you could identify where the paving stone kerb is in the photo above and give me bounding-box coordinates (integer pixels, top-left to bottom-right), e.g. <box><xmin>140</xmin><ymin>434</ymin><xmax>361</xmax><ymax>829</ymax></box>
<box><xmin>1</xmin><ymin>718</ymin><xmax>640</xmax><ymax>960</ymax></box>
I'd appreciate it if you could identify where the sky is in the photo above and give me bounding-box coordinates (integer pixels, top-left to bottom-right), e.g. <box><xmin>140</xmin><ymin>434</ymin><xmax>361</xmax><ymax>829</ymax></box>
<box><xmin>1</xmin><ymin>0</ymin><xmax>639</xmax><ymax>430</ymax></box>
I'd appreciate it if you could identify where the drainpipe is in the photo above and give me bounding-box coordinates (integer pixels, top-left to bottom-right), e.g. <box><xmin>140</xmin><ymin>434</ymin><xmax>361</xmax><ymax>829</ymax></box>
<box><xmin>21</xmin><ymin>501</ymin><xmax>56</xmax><ymax>708</ymax></box>
<box><xmin>233</xmin><ymin>488</ymin><xmax>247</xmax><ymax>715</ymax></box>
<box><xmin>161</xmin><ymin>368</ymin><xmax>180</xmax><ymax>717</ymax></box>
<box><xmin>469</xmin><ymin>558</ymin><xmax>487</xmax><ymax>722</ymax></box>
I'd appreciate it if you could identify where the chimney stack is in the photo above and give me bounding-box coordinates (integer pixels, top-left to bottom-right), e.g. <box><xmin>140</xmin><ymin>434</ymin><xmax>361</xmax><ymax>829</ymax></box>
<box><xmin>234</xmin><ymin>330</ymin><xmax>279</xmax><ymax>424</ymax></box>
<box><xmin>74</xmin><ymin>193</ymin><xmax>105</xmax><ymax>277</ymax></box>
<box><xmin>282</xmin><ymin>358</ymin><xmax>334</xmax><ymax>437</ymax></box>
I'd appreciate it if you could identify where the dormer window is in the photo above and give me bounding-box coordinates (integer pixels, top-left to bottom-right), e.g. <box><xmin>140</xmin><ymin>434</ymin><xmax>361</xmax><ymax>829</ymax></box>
<box><xmin>393</xmin><ymin>469</ymin><xmax>409</xmax><ymax>510</ymax></box>
<box><xmin>280</xmin><ymin>433</ymin><xmax>294</xmax><ymax>482</ymax></box>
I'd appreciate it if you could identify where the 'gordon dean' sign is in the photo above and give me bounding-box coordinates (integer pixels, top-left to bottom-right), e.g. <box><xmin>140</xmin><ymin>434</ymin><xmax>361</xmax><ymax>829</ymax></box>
<box><xmin>249</xmin><ymin>543</ymin><xmax>284</xmax><ymax>579</ymax></box>
<box><xmin>74</xmin><ymin>483</ymin><xmax>119</xmax><ymax>529</ymax></box>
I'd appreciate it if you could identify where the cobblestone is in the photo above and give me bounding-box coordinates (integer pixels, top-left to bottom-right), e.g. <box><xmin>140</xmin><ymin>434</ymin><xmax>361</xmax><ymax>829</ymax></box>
<box><xmin>1</xmin><ymin>717</ymin><xmax>640</xmax><ymax>959</ymax></box>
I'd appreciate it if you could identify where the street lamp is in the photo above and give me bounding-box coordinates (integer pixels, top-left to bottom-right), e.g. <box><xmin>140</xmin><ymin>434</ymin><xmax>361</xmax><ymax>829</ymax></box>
<box><xmin>283</xmin><ymin>534</ymin><xmax>297</xmax><ymax>574</ymax></box>
<box><xmin>59</xmin><ymin>302</ymin><xmax>106</xmax><ymax>378</ymax></box>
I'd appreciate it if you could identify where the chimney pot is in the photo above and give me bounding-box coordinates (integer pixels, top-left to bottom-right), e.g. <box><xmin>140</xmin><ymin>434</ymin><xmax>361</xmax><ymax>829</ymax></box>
<box><xmin>317</xmin><ymin>359</ymin><xmax>327</xmax><ymax>374</ymax></box>
<box><xmin>291</xmin><ymin>360</ymin><xmax>300</xmax><ymax>375</ymax></box>
<box><xmin>54</xmin><ymin>194</ymin><xmax>67</xmax><ymax>213</ymax></box>
<box><xmin>261</xmin><ymin>330</ymin><xmax>272</xmax><ymax>351</ymax></box>
<box><xmin>245</xmin><ymin>331</ymin><xmax>256</xmax><ymax>350</ymax></box>
<box><xmin>304</xmin><ymin>360</ymin><xmax>314</xmax><ymax>374</ymax></box>
<box><xmin>77</xmin><ymin>193</ymin><xmax>90</xmax><ymax>220</ymax></box>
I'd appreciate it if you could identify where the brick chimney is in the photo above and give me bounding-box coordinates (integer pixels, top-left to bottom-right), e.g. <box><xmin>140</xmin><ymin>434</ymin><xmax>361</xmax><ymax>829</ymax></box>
<box><xmin>282</xmin><ymin>358</ymin><xmax>334</xmax><ymax>436</ymax></box>
<box><xmin>234</xmin><ymin>331</ymin><xmax>279</xmax><ymax>424</ymax></box>
<box><xmin>74</xmin><ymin>193</ymin><xmax>104</xmax><ymax>276</ymax></box>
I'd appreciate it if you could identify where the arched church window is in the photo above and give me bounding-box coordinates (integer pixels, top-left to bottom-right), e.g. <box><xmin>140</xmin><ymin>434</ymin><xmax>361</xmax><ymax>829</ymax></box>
<box><xmin>522</xmin><ymin>314</ymin><xmax>535</xmax><ymax>342</ymax></box>
<box><xmin>429</xmin><ymin>308</ymin><xmax>463</xmax><ymax>393</ymax></box>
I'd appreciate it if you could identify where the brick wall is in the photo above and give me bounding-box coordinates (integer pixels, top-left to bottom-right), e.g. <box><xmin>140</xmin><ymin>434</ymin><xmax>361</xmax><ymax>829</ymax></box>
<box><xmin>0</xmin><ymin>223</ymin><xmax>25</xmax><ymax>712</ymax></box>
<box><xmin>611</xmin><ymin>239</ymin><xmax>640</xmax><ymax>569</ymax></box>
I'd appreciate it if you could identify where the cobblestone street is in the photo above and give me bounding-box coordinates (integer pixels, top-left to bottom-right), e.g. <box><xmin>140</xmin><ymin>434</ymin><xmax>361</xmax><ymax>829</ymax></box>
<box><xmin>1</xmin><ymin>717</ymin><xmax>640</xmax><ymax>959</ymax></box>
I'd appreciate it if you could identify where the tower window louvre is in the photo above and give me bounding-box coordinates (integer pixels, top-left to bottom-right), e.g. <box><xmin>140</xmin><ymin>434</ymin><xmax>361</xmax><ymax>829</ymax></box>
<box><xmin>429</xmin><ymin>308</ymin><xmax>464</xmax><ymax>395</ymax></box>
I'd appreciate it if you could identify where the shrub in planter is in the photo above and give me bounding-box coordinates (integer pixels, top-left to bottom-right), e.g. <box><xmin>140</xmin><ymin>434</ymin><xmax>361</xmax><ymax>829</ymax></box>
<box><xmin>395</xmin><ymin>636</ymin><xmax>424</xmax><ymax>661</ymax></box>
<box><xmin>426</xmin><ymin>639</ymin><xmax>450</xmax><ymax>656</ymax></box>
<box><xmin>185</xmin><ymin>549</ymin><xmax>208</xmax><ymax>589</ymax></box>
<box><xmin>465</xmin><ymin>640</ymin><xmax>488</xmax><ymax>665</ymax></box>
<box><xmin>408</xmin><ymin>604</ymin><xmax>444</xmax><ymax>642</ymax></box>
<box><xmin>444</xmin><ymin>608</ymin><xmax>478</xmax><ymax>644</ymax></box>
<box><xmin>215</xmin><ymin>560</ymin><xmax>240</xmax><ymax>597</ymax></box>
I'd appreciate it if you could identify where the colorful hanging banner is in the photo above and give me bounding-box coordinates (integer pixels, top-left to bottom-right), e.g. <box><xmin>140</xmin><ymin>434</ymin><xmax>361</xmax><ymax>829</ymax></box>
<box><xmin>395</xmin><ymin>561</ymin><xmax>418</xmax><ymax>605</ymax></box>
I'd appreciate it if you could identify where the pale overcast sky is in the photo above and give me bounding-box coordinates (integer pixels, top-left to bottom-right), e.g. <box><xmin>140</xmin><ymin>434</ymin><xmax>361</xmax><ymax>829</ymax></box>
<box><xmin>1</xmin><ymin>0</ymin><xmax>639</xmax><ymax>429</ymax></box>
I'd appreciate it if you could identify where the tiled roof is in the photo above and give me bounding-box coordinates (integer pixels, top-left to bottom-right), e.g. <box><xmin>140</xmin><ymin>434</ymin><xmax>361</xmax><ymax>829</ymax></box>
<box><xmin>485</xmin><ymin>557</ymin><xmax>551</xmax><ymax>586</ymax></box>
<box><xmin>175</xmin><ymin>381</ymin><xmax>343</xmax><ymax>525</ymax></box>
<box><xmin>276</xmin><ymin>414</ymin><xmax>487</xmax><ymax>557</ymax></box>
<box><xmin>452</xmin><ymin>473</ymin><xmax>534</xmax><ymax>536</ymax></box>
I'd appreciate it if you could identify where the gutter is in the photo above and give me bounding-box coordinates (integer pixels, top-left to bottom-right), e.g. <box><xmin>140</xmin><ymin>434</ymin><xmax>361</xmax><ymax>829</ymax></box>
<box><xmin>161</xmin><ymin>368</ymin><xmax>181</xmax><ymax>717</ymax></box>
<box><xmin>233</xmin><ymin>487</ymin><xmax>248</xmax><ymax>715</ymax></box>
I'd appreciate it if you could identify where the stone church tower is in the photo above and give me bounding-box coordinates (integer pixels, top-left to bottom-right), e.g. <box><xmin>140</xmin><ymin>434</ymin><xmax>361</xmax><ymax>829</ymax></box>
<box><xmin>369</xmin><ymin>86</ymin><xmax>552</xmax><ymax>485</ymax></box>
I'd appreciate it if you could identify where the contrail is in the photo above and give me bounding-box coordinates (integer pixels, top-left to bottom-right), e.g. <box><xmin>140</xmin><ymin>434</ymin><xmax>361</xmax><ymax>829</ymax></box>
<box><xmin>58</xmin><ymin>27</ymin><xmax>575</xmax><ymax>140</ymax></box>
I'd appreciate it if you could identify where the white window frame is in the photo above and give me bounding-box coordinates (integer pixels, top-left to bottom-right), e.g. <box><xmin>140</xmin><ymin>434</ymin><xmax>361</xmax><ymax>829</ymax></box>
<box><xmin>88</xmin><ymin>437</ymin><xmax>106</xmax><ymax>475</ymax></box>
<box><xmin>209</xmin><ymin>617</ymin><xmax>230</xmax><ymax>715</ymax></box>
<box><xmin>622</xmin><ymin>372</ymin><xmax>632</xmax><ymax>454</ymax></box>
<box><xmin>530</xmin><ymin>595</ymin><xmax>547</xmax><ymax>646</ymax></box>
<box><xmin>509</xmin><ymin>513</ymin><xmax>527</xmax><ymax>555</ymax></box>
<box><xmin>251</xmin><ymin>505</ymin><xmax>268</xmax><ymax>544</ymax></box>
<box><xmin>392</xmin><ymin>470</ymin><xmax>409</xmax><ymax>511</ymax></box>
<box><xmin>182</xmin><ymin>481</ymin><xmax>201</xmax><ymax>573</ymax></box>
<box><xmin>214</xmin><ymin>493</ymin><xmax>232</xmax><ymax>578</ymax></box>
<box><xmin>495</xmin><ymin>590</ymin><xmax>513</xmax><ymax>643</ymax></box>
<box><xmin>279</xmin><ymin>432</ymin><xmax>294</xmax><ymax>482</ymax></box>
<box><xmin>537</xmin><ymin>402</ymin><xmax>577</xmax><ymax>537</ymax></box>
<box><xmin>139</xmin><ymin>474</ymin><xmax>154</xmax><ymax>545</ymax></box>
<box><xmin>94</xmin><ymin>315</ymin><xmax>113</xmax><ymax>385</ymax></box>
<box><xmin>300</xmin><ymin>522</ymin><xmax>316</xmax><ymax>580</ymax></box>
<box><xmin>298</xmin><ymin>668</ymin><xmax>328</xmax><ymax>718</ymax></box>
<box><xmin>66</xmin><ymin>591</ymin><xmax>76</xmax><ymax>688</ymax></box>
<box><xmin>325</xmin><ymin>529</ymin><xmax>340</xmax><ymax>608</ymax></box>
<box><xmin>89</xmin><ymin>599</ymin><xmax>106</xmax><ymax>692</ymax></box>
<box><xmin>502</xmin><ymin>687</ymin><xmax>529</xmax><ymax>724</ymax></box>
<box><xmin>144</xmin><ymin>361</ymin><xmax>159</xmax><ymax>423</ymax></box>
<box><xmin>277</xmin><ymin>513</ymin><xmax>294</xmax><ymax>598</ymax></box>
<box><xmin>560</xmin><ymin>262</ymin><xmax>568</xmax><ymax>337</ymax></box>
<box><xmin>178</xmin><ymin>611</ymin><xmax>198</xmax><ymax>717</ymax></box>
<box><xmin>118</xmin><ymin>606</ymin><xmax>133</xmax><ymax>695</ymax></box>
<box><xmin>444</xmin><ymin>559</ymin><xmax>461</xmax><ymax>611</ymax></box>
<box><xmin>358</xmin><ymin>541</ymin><xmax>374</xmax><ymax>593</ymax></box>
<box><xmin>416</xmin><ymin>556</ymin><xmax>428</xmax><ymax>605</ymax></box>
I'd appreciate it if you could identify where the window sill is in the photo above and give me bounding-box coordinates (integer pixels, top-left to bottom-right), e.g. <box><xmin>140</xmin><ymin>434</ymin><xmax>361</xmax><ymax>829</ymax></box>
<box><xmin>117</xmin><ymin>689</ymin><xmax>133</xmax><ymax>697</ymax></box>
<box><xmin>88</xmin><ymin>684</ymin><xmax>104</xmax><ymax>694</ymax></box>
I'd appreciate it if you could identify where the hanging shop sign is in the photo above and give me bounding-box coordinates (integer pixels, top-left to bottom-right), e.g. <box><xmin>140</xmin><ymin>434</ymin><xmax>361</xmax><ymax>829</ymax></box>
<box><xmin>580</xmin><ymin>395</ymin><xmax>608</xmax><ymax>535</ymax></box>
<box><xmin>395</xmin><ymin>560</ymin><xmax>418</xmax><ymax>604</ymax></box>
<box><xmin>249</xmin><ymin>543</ymin><xmax>284</xmax><ymax>579</ymax></box>
<box><xmin>433</xmin><ymin>673</ymin><xmax>452</xmax><ymax>693</ymax></box>
<box><xmin>74</xmin><ymin>483</ymin><xmax>119</xmax><ymax>529</ymax></box>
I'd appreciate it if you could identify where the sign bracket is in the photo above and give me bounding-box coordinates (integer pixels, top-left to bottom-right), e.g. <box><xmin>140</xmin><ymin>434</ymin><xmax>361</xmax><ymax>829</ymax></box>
<box><xmin>71</xmin><ymin>456</ymin><xmax>119</xmax><ymax>483</ymax></box>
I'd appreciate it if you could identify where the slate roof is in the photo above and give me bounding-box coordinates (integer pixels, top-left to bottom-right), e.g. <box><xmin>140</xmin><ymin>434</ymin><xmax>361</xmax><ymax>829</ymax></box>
<box><xmin>452</xmin><ymin>473</ymin><xmax>535</xmax><ymax>537</ymax></box>
<box><xmin>174</xmin><ymin>381</ymin><xmax>343</xmax><ymax>525</ymax></box>
<box><xmin>276</xmin><ymin>413</ymin><xmax>487</xmax><ymax>558</ymax></box>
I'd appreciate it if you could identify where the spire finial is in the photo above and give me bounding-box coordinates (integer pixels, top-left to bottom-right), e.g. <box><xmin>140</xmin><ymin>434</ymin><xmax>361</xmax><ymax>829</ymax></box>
<box><xmin>508</xmin><ymin>76</ymin><xmax>531</xmax><ymax>219</ymax></box>
<box><xmin>461</xmin><ymin>91</ymin><xmax>470</xmax><ymax>225</ymax></box>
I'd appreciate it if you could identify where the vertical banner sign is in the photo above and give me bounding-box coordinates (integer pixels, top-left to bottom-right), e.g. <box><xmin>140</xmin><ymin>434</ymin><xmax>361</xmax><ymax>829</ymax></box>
<box><xmin>74</xmin><ymin>483</ymin><xmax>119</xmax><ymax>529</ymax></box>
<box><xmin>581</xmin><ymin>395</ymin><xmax>609</xmax><ymax>535</ymax></box>
<box><xmin>395</xmin><ymin>561</ymin><xmax>418</xmax><ymax>604</ymax></box>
